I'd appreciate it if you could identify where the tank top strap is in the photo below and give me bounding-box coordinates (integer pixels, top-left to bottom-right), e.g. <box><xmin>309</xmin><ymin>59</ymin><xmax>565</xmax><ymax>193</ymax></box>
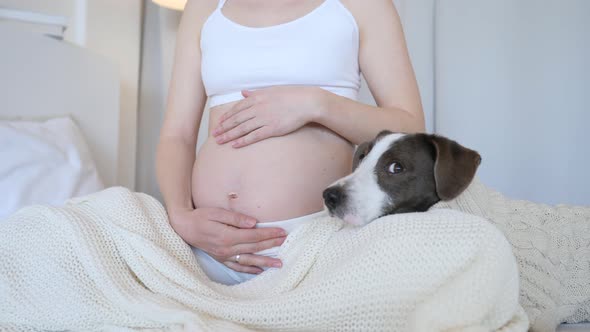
<box><xmin>217</xmin><ymin>0</ymin><xmax>227</xmax><ymax>9</ymax></box>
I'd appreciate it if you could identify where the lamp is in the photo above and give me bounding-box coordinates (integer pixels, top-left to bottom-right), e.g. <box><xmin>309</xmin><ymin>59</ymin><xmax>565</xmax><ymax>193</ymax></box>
<box><xmin>152</xmin><ymin>0</ymin><xmax>186</xmax><ymax>11</ymax></box>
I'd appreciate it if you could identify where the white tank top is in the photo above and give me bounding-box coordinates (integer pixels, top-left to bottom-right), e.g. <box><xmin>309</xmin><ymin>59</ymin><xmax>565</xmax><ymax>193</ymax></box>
<box><xmin>201</xmin><ymin>0</ymin><xmax>361</xmax><ymax>108</ymax></box>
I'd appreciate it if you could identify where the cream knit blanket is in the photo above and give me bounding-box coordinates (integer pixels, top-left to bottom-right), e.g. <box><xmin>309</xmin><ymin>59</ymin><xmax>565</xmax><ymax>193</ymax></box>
<box><xmin>0</xmin><ymin>179</ymin><xmax>586</xmax><ymax>331</ymax></box>
<box><xmin>435</xmin><ymin>179</ymin><xmax>590</xmax><ymax>332</ymax></box>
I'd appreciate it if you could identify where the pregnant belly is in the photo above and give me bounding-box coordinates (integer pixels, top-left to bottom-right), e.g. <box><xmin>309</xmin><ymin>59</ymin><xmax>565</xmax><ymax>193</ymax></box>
<box><xmin>192</xmin><ymin>101</ymin><xmax>354</xmax><ymax>222</ymax></box>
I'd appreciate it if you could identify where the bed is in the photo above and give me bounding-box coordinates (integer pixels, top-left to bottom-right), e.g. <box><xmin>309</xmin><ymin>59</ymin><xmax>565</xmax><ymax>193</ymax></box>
<box><xmin>0</xmin><ymin>13</ymin><xmax>125</xmax><ymax>218</ymax></box>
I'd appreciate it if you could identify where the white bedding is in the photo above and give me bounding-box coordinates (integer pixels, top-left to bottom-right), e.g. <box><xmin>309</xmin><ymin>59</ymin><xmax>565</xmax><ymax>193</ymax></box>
<box><xmin>0</xmin><ymin>117</ymin><xmax>104</xmax><ymax>219</ymax></box>
<box><xmin>0</xmin><ymin>177</ymin><xmax>587</xmax><ymax>331</ymax></box>
<box><xmin>0</xmin><ymin>185</ymin><xmax>527</xmax><ymax>331</ymax></box>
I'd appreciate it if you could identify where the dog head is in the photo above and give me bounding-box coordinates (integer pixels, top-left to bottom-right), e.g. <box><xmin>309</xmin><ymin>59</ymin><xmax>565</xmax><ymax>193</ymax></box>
<box><xmin>322</xmin><ymin>131</ymin><xmax>481</xmax><ymax>226</ymax></box>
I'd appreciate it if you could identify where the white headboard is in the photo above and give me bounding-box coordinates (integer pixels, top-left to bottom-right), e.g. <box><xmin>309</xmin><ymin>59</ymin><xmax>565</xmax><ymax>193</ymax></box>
<box><xmin>0</xmin><ymin>24</ymin><xmax>122</xmax><ymax>187</ymax></box>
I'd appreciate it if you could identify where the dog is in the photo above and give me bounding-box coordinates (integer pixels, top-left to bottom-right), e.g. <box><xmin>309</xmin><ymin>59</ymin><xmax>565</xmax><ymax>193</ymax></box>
<box><xmin>322</xmin><ymin>130</ymin><xmax>481</xmax><ymax>226</ymax></box>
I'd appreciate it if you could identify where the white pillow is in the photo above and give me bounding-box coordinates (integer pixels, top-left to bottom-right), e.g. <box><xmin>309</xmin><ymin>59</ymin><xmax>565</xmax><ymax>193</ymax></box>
<box><xmin>0</xmin><ymin>117</ymin><xmax>104</xmax><ymax>220</ymax></box>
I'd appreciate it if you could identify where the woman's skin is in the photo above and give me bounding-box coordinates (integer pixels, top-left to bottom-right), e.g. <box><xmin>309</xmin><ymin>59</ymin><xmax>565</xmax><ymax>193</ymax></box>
<box><xmin>157</xmin><ymin>0</ymin><xmax>425</xmax><ymax>274</ymax></box>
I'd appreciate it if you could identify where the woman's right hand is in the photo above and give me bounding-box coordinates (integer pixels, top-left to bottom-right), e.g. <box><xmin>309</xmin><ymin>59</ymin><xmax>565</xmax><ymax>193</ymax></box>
<box><xmin>169</xmin><ymin>207</ymin><xmax>287</xmax><ymax>274</ymax></box>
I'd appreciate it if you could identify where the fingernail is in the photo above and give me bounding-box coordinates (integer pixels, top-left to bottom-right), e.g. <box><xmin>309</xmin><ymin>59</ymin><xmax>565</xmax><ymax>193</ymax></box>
<box><xmin>245</xmin><ymin>219</ymin><xmax>256</xmax><ymax>227</ymax></box>
<box><xmin>231</xmin><ymin>141</ymin><xmax>239</xmax><ymax>148</ymax></box>
<box><xmin>216</xmin><ymin>137</ymin><xmax>223</xmax><ymax>144</ymax></box>
<box><xmin>272</xmin><ymin>262</ymin><xmax>282</xmax><ymax>268</ymax></box>
<box><xmin>279</xmin><ymin>230</ymin><xmax>287</xmax><ymax>236</ymax></box>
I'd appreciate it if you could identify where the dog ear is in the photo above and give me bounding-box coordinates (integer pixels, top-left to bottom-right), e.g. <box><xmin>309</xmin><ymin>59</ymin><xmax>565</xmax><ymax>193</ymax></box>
<box><xmin>375</xmin><ymin>130</ymin><xmax>393</xmax><ymax>141</ymax></box>
<box><xmin>428</xmin><ymin>135</ymin><xmax>482</xmax><ymax>201</ymax></box>
<box><xmin>352</xmin><ymin>141</ymin><xmax>374</xmax><ymax>171</ymax></box>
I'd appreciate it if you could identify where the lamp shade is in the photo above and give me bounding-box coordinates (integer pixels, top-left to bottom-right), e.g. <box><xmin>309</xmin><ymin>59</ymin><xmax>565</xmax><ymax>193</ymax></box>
<box><xmin>152</xmin><ymin>0</ymin><xmax>186</xmax><ymax>11</ymax></box>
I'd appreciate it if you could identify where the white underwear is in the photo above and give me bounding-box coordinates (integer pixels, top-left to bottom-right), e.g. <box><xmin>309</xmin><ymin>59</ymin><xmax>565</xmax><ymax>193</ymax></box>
<box><xmin>192</xmin><ymin>209</ymin><xmax>328</xmax><ymax>285</ymax></box>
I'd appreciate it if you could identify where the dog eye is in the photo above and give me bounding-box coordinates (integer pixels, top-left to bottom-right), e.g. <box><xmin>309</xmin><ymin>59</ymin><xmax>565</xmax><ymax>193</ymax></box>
<box><xmin>358</xmin><ymin>153</ymin><xmax>366</xmax><ymax>160</ymax></box>
<box><xmin>388</xmin><ymin>162</ymin><xmax>404</xmax><ymax>174</ymax></box>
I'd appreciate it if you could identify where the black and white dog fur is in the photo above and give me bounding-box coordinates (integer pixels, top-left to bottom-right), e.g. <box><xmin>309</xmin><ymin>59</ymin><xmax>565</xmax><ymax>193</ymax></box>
<box><xmin>323</xmin><ymin>130</ymin><xmax>481</xmax><ymax>226</ymax></box>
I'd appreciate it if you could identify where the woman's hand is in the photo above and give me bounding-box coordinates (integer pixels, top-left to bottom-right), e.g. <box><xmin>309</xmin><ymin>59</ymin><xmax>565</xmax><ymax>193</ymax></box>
<box><xmin>169</xmin><ymin>207</ymin><xmax>287</xmax><ymax>274</ymax></box>
<box><xmin>212</xmin><ymin>86</ymin><xmax>324</xmax><ymax>148</ymax></box>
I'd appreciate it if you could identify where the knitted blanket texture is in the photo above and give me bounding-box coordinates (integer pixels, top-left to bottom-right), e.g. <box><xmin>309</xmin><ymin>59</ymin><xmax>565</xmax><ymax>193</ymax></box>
<box><xmin>0</xmin><ymin>179</ymin><xmax>588</xmax><ymax>331</ymax></box>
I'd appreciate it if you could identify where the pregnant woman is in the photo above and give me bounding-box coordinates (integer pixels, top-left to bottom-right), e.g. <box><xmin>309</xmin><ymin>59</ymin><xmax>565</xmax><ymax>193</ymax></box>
<box><xmin>156</xmin><ymin>0</ymin><xmax>425</xmax><ymax>285</ymax></box>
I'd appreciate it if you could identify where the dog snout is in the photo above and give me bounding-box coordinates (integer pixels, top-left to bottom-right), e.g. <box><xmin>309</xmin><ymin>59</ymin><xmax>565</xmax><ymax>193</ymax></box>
<box><xmin>323</xmin><ymin>186</ymin><xmax>345</xmax><ymax>211</ymax></box>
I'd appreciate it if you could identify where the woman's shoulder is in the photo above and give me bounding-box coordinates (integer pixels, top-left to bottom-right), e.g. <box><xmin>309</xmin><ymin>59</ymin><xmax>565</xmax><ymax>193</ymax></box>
<box><xmin>339</xmin><ymin>0</ymin><xmax>398</xmax><ymax>11</ymax></box>
<box><xmin>339</xmin><ymin>0</ymin><xmax>401</xmax><ymax>30</ymax></box>
<box><xmin>183</xmin><ymin>0</ymin><xmax>218</xmax><ymax>27</ymax></box>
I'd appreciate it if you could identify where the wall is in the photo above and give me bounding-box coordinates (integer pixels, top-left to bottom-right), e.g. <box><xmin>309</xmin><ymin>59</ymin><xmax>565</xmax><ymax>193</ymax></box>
<box><xmin>85</xmin><ymin>0</ymin><xmax>143</xmax><ymax>190</ymax></box>
<box><xmin>435</xmin><ymin>0</ymin><xmax>590</xmax><ymax>205</ymax></box>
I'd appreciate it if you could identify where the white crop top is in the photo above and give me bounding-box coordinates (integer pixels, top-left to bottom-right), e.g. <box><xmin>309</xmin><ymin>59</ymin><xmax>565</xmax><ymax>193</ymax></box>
<box><xmin>200</xmin><ymin>0</ymin><xmax>361</xmax><ymax>108</ymax></box>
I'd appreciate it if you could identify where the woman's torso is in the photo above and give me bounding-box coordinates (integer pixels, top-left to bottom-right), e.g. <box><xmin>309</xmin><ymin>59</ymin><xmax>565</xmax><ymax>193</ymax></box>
<box><xmin>192</xmin><ymin>0</ymin><xmax>360</xmax><ymax>222</ymax></box>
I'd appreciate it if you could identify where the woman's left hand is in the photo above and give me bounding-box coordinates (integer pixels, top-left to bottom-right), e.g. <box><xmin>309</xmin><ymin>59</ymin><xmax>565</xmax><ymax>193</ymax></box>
<box><xmin>212</xmin><ymin>86</ymin><xmax>323</xmax><ymax>148</ymax></box>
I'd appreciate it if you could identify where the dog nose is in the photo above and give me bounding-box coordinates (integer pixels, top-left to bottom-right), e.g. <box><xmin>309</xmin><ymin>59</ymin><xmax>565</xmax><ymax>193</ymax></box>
<box><xmin>323</xmin><ymin>187</ymin><xmax>344</xmax><ymax>210</ymax></box>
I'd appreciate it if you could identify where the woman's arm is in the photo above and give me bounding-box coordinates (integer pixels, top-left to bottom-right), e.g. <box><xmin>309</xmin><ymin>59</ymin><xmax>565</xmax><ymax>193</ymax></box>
<box><xmin>311</xmin><ymin>0</ymin><xmax>425</xmax><ymax>144</ymax></box>
<box><xmin>156</xmin><ymin>0</ymin><xmax>212</xmax><ymax>215</ymax></box>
